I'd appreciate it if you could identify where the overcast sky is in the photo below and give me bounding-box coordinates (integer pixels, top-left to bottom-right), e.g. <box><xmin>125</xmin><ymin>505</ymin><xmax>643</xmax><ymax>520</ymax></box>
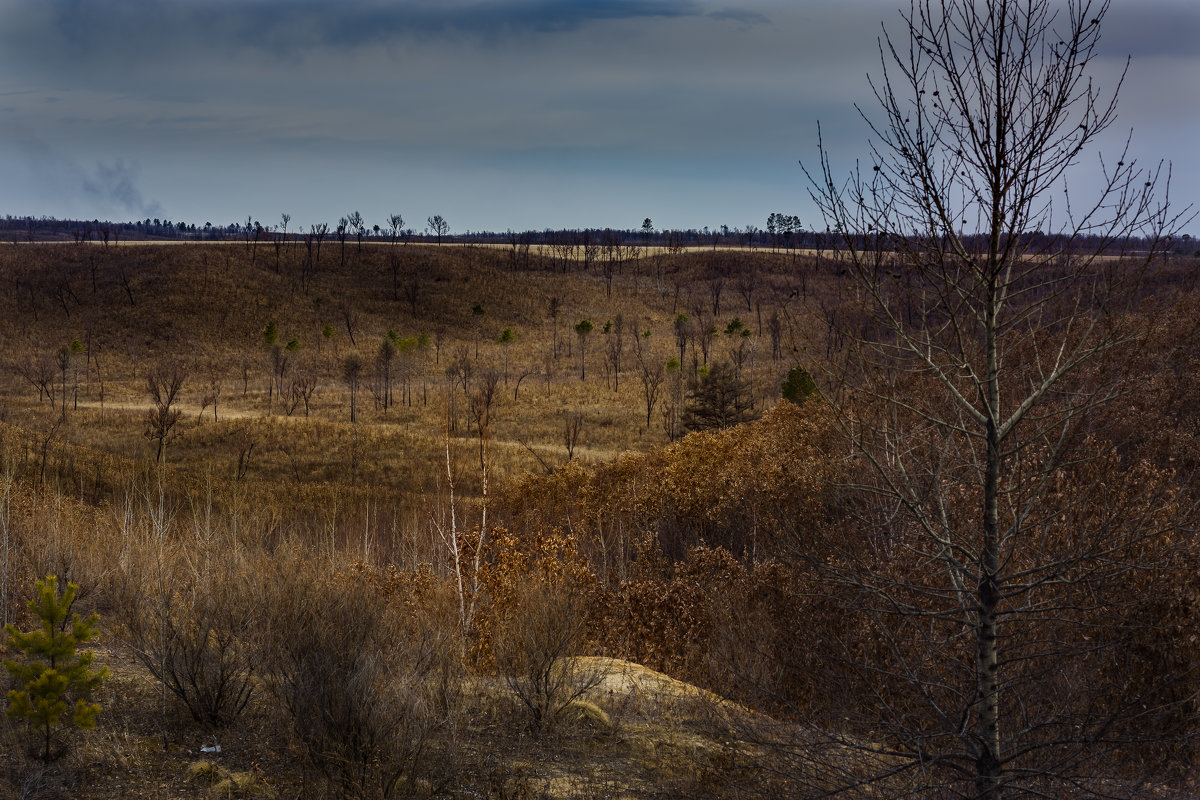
<box><xmin>0</xmin><ymin>0</ymin><xmax>1196</xmax><ymax>233</ymax></box>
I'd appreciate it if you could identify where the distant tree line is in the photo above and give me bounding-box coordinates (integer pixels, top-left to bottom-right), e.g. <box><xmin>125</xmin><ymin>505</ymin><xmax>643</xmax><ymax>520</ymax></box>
<box><xmin>1</xmin><ymin>214</ymin><xmax>1186</xmax><ymax>256</ymax></box>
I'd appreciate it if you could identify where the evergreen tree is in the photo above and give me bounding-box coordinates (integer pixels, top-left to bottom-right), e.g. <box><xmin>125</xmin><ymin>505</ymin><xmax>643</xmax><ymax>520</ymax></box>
<box><xmin>780</xmin><ymin>364</ymin><xmax>817</xmax><ymax>406</ymax></box>
<box><xmin>683</xmin><ymin>362</ymin><xmax>758</xmax><ymax>432</ymax></box>
<box><xmin>4</xmin><ymin>575</ymin><xmax>108</xmax><ymax>760</ymax></box>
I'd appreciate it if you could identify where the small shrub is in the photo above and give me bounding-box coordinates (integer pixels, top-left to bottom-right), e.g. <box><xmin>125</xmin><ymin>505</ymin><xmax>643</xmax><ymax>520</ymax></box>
<box><xmin>478</xmin><ymin>528</ymin><xmax>603</xmax><ymax>734</ymax></box>
<box><xmin>213</xmin><ymin>770</ymin><xmax>277</xmax><ymax>799</ymax></box>
<box><xmin>493</xmin><ymin>581</ymin><xmax>604</xmax><ymax>734</ymax></box>
<box><xmin>781</xmin><ymin>364</ymin><xmax>817</xmax><ymax>405</ymax></box>
<box><xmin>187</xmin><ymin>759</ymin><xmax>228</xmax><ymax>785</ymax></box>
<box><xmin>559</xmin><ymin>699</ymin><xmax>611</xmax><ymax>730</ymax></box>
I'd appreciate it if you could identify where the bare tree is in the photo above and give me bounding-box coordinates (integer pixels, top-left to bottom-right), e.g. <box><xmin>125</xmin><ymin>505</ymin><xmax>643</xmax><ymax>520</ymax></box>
<box><xmin>496</xmin><ymin>327</ymin><xmax>517</xmax><ymax>386</ymax></box>
<box><xmin>347</xmin><ymin>210</ymin><xmax>365</xmax><ymax>252</ymax></box>
<box><xmin>340</xmin><ymin>301</ymin><xmax>360</xmax><ymax>347</ymax></box>
<box><xmin>547</xmin><ymin>297</ymin><xmax>561</xmax><ymax>360</ymax></box>
<box><xmin>767</xmin><ymin>311</ymin><xmax>783</xmax><ymax>364</ymax></box>
<box><xmin>116</xmin><ymin>262</ymin><xmax>136</xmax><ymax>306</ymax></box>
<box><xmin>672</xmin><ymin>312</ymin><xmax>689</xmax><ymax>367</ymax></box>
<box><xmin>512</xmin><ymin>364</ymin><xmax>539</xmax><ymax>402</ymax></box>
<box><xmin>508</xmin><ymin>229</ymin><xmax>532</xmax><ymax>270</ymax></box>
<box><xmin>200</xmin><ymin>364</ymin><xmax>223</xmax><ymax>423</ymax></box>
<box><xmin>342</xmin><ymin>354</ymin><xmax>363</xmax><ymax>423</ymax></box>
<box><xmin>633</xmin><ymin>330</ymin><xmax>665</xmax><ymax>427</ymax></box>
<box><xmin>16</xmin><ymin>353</ymin><xmax>57</xmax><ymax>408</ymax></box>
<box><xmin>387</xmin><ymin>213</ymin><xmax>405</xmax><ymax>246</ymax></box>
<box><xmin>336</xmin><ymin>217</ymin><xmax>348</xmax><ymax>266</ymax></box>
<box><xmin>293</xmin><ymin>371</ymin><xmax>317</xmax><ymax>418</ymax></box>
<box><xmin>426</xmin><ymin>215</ymin><xmax>449</xmax><ymax>245</ymax></box>
<box><xmin>603</xmin><ymin>314</ymin><xmax>624</xmax><ymax>392</ymax></box>
<box><xmin>54</xmin><ymin>345</ymin><xmax>70</xmax><ymax>417</ymax></box>
<box><xmin>562</xmin><ymin>411</ymin><xmax>583</xmax><ymax>461</ymax></box>
<box><xmin>470</xmin><ymin>368</ymin><xmax>501</xmax><ymax>535</ymax></box>
<box><xmin>302</xmin><ymin>223</ymin><xmax>328</xmax><ymax>290</ymax></box>
<box><xmin>376</xmin><ymin>334</ymin><xmax>397</xmax><ymax>411</ymax></box>
<box><xmin>784</xmin><ymin>1</ymin><xmax>1195</xmax><ymax>798</ymax></box>
<box><xmin>735</xmin><ymin>261</ymin><xmax>757</xmax><ymax>312</ymax></box>
<box><xmin>387</xmin><ymin>214</ymin><xmax>407</xmax><ymax>300</ymax></box>
<box><xmin>145</xmin><ymin>366</ymin><xmax>186</xmax><ymax>464</ymax></box>
<box><xmin>574</xmin><ymin>319</ymin><xmax>594</xmax><ymax>380</ymax></box>
<box><xmin>275</xmin><ymin>213</ymin><xmax>291</xmax><ymax>273</ymax></box>
<box><xmin>402</xmin><ymin>272</ymin><xmax>420</xmax><ymax>315</ymax></box>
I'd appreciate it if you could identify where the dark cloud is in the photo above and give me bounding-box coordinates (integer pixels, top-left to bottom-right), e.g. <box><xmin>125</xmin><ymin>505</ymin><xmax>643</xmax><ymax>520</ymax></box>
<box><xmin>1</xmin><ymin>0</ymin><xmax>705</xmax><ymax>68</ymax></box>
<box><xmin>1103</xmin><ymin>2</ymin><xmax>1200</xmax><ymax>60</ymax></box>
<box><xmin>0</xmin><ymin>122</ymin><xmax>163</xmax><ymax>218</ymax></box>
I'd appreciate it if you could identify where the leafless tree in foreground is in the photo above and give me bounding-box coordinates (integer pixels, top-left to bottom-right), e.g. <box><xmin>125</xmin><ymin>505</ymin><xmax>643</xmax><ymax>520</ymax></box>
<box><xmin>761</xmin><ymin>1</ymin><xmax>1198</xmax><ymax>798</ymax></box>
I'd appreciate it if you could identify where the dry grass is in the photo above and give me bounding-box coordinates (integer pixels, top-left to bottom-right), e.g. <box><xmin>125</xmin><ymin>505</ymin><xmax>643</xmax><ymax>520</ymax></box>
<box><xmin>0</xmin><ymin>241</ymin><xmax>826</xmax><ymax>570</ymax></box>
<box><xmin>2</xmin><ymin>634</ymin><xmax>755</xmax><ymax>799</ymax></box>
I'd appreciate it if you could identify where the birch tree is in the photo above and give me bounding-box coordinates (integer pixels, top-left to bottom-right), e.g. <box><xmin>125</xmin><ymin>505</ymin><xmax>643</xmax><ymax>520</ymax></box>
<box><xmin>785</xmin><ymin>1</ymin><xmax>1195</xmax><ymax>798</ymax></box>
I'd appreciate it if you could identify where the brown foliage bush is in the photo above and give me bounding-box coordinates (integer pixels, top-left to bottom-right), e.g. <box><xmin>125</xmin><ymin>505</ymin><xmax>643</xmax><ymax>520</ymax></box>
<box><xmin>589</xmin><ymin>541</ymin><xmax>816</xmax><ymax>715</ymax></box>
<box><xmin>498</xmin><ymin>400</ymin><xmax>847</xmax><ymax>571</ymax></box>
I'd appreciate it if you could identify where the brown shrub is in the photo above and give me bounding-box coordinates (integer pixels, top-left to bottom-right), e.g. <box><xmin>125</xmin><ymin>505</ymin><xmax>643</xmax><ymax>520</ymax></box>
<box><xmin>113</xmin><ymin>543</ymin><xmax>256</xmax><ymax>728</ymax></box>
<box><xmin>252</xmin><ymin>556</ymin><xmax>461</xmax><ymax>800</ymax></box>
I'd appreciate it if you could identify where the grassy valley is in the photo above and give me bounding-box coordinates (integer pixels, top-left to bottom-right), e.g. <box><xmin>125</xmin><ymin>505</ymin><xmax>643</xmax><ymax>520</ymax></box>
<box><xmin>1</xmin><ymin>239</ymin><xmax>1199</xmax><ymax>799</ymax></box>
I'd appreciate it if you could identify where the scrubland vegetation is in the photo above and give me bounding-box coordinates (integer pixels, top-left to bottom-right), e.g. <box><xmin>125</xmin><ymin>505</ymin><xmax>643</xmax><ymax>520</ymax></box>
<box><xmin>0</xmin><ymin>229</ymin><xmax>1197</xmax><ymax>799</ymax></box>
<box><xmin>0</xmin><ymin>236</ymin><xmax>835</xmax><ymax>799</ymax></box>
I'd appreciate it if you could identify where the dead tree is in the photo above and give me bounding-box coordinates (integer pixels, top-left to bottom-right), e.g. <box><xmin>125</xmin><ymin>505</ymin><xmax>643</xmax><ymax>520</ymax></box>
<box><xmin>342</xmin><ymin>354</ymin><xmax>363</xmax><ymax>423</ymax></box>
<box><xmin>562</xmin><ymin>411</ymin><xmax>583</xmax><ymax>461</ymax></box>
<box><xmin>633</xmin><ymin>331</ymin><xmax>665</xmax><ymax>427</ymax></box>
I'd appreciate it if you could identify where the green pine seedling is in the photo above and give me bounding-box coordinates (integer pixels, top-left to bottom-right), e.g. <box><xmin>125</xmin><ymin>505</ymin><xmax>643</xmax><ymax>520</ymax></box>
<box><xmin>4</xmin><ymin>575</ymin><xmax>109</xmax><ymax>761</ymax></box>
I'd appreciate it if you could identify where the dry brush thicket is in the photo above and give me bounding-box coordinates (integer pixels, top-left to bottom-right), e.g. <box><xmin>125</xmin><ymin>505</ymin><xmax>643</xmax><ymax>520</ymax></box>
<box><xmin>0</xmin><ymin>228</ymin><xmax>1197</xmax><ymax>798</ymax></box>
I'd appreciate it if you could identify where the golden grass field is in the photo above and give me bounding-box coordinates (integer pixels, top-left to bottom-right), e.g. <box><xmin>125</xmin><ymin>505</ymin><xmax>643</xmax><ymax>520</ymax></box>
<box><xmin>0</xmin><ymin>240</ymin><xmax>818</xmax><ymax>517</ymax></box>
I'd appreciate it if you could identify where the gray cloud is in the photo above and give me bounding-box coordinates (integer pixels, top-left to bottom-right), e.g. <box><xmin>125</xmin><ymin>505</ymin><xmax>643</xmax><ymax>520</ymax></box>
<box><xmin>1103</xmin><ymin>1</ymin><xmax>1200</xmax><ymax>60</ymax></box>
<box><xmin>0</xmin><ymin>122</ymin><xmax>163</xmax><ymax>218</ymax></box>
<box><xmin>707</xmin><ymin>8</ymin><xmax>770</xmax><ymax>28</ymax></box>
<box><xmin>1</xmin><ymin>0</ymin><xmax>706</xmax><ymax>68</ymax></box>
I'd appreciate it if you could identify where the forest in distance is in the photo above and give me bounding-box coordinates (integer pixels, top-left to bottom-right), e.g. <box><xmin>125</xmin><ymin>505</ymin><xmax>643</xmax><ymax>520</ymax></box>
<box><xmin>4</xmin><ymin>0</ymin><xmax>1200</xmax><ymax>797</ymax></box>
<box><xmin>3</xmin><ymin>210</ymin><xmax>1193</xmax><ymax>261</ymax></box>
